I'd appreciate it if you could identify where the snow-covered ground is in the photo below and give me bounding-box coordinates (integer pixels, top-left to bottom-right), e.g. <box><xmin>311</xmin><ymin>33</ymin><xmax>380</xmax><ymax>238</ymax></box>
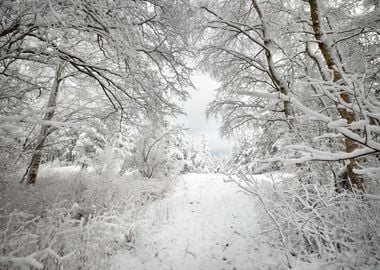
<box><xmin>112</xmin><ymin>173</ymin><xmax>276</xmax><ymax>270</ymax></box>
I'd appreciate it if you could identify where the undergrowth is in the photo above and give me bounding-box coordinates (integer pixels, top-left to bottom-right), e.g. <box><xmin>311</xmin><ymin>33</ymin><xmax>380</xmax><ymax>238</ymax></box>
<box><xmin>0</xmin><ymin>165</ymin><xmax>170</xmax><ymax>269</ymax></box>
<box><xmin>233</xmin><ymin>171</ymin><xmax>380</xmax><ymax>270</ymax></box>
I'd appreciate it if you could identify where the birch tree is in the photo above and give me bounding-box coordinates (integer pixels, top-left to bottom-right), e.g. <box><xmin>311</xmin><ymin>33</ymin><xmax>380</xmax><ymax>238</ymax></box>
<box><xmin>22</xmin><ymin>62</ymin><xmax>65</xmax><ymax>184</ymax></box>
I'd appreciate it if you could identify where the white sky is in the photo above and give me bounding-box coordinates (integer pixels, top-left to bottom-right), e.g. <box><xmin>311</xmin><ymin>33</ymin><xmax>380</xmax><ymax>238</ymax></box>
<box><xmin>177</xmin><ymin>73</ymin><xmax>234</xmax><ymax>156</ymax></box>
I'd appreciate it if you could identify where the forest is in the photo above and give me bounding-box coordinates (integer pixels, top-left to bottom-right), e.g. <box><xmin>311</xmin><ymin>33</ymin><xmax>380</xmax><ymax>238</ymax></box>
<box><xmin>0</xmin><ymin>0</ymin><xmax>379</xmax><ymax>269</ymax></box>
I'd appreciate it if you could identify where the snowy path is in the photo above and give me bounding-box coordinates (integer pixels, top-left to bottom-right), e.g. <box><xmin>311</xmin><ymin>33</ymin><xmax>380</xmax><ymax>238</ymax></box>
<box><xmin>112</xmin><ymin>173</ymin><xmax>267</xmax><ymax>270</ymax></box>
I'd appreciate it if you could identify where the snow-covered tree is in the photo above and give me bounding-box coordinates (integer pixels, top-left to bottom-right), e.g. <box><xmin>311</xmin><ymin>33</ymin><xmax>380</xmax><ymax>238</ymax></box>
<box><xmin>197</xmin><ymin>0</ymin><xmax>380</xmax><ymax>191</ymax></box>
<box><xmin>1</xmin><ymin>0</ymin><xmax>194</xmax><ymax>184</ymax></box>
<box><xmin>195</xmin><ymin>1</ymin><xmax>380</xmax><ymax>267</ymax></box>
<box><xmin>130</xmin><ymin>120</ymin><xmax>176</xmax><ymax>178</ymax></box>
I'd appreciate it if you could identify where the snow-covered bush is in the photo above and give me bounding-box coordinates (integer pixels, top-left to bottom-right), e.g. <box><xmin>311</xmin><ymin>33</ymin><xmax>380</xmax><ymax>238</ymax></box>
<box><xmin>0</xmin><ymin>205</ymin><xmax>133</xmax><ymax>270</ymax></box>
<box><xmin>171</xmin><ymin>131</ymin><xmax>216</xmax><ymax>174</ymax></box>
<box><xmin>225</xmin><ymin>129</ymin><xmax>282</xmax><ymax>174</ymax></box>
<box><xmin>128</xmin><ymin>119</ymin><xmax>216</xmax><ymax>179</ymax></box>
<box><xmin>129</xmin><ymin>123</ymin><xmax>175</xmax><ymax>179</ymax></box>
<box><xmin>0</xmin><ymin>166</ymin><xmax>170</xmax><ymax>269</ymax></box>
<box><xmin>234</xmin><ymin>172</ymin><xmax>380</xmax><ymax>269</ymax></box>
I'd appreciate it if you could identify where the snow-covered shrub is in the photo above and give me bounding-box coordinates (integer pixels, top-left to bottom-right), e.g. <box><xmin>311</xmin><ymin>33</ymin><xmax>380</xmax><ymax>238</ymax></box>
<box><xmin>131</xmin><ymin>133</ymin><xmax>171</xmax><ymax>178</ymax></box>
<box><xmin>0</xmin><ymin>128</ymin><xmax>33</xmax><ymax>180</ymax></box>
<box><xmin>0</xmin><ymin>204</ymin><xmax>134</xmax><ymax>270</ymax></box>
<box><xmin>222</xmin><ymin>126</ymin><xmax>286</xmax><ymax>175</ymax></box>
<box><xmin>0</xmin><ymin>165</ymin><xmax>171</xmax><ymax>269</ymax></box>
<box><xmin>129</xmin><ymin>121</ymin><xmax>185</xmax><ymax>179</ymax></box>
<box><xmin>171</xmin><ymin>131</ymin><xmax>216</xmax><ymax>174</ymax></box>
<box><xmin>234</xmin><ymin>172</ymin><xmax>380</xmax><ymax>269</ymax></box>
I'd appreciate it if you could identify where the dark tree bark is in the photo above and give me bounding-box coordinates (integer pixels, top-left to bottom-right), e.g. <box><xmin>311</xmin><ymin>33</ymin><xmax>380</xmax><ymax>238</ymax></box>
<box><xmin>308</xmin><ymin>0</ymin><xmax>363</xmax><ymax>191</ymax></box>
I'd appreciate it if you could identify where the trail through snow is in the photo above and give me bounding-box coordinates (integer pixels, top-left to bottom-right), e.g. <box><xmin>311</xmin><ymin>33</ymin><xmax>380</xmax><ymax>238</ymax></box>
<box><xmin>112</xmin><ymin>173</ymin><xmax>273</xmax><ymax>270</ymax></box>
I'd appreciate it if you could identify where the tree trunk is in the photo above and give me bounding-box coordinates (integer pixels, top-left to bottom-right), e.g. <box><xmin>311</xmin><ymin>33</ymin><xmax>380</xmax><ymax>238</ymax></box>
<box><xmin>308</xmin><ymin>0</ymin><xmax>363</xmax><ymax>191</ymax></box>
<box><xmin>24</xmin><ymin>62</ymin><xmax>65</xmax><ymax>185</ymax></box>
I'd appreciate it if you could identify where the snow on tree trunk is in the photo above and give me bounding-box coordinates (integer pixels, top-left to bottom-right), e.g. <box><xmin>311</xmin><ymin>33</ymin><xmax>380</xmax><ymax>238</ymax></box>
<box><xmin>308</xmin><ymin>0</ymin><xmax>363</xmax><ymax>191</ymax></box>
<box><xmin>24</xmin><ymin>62</ymin><xmax>65</xmax><ymax>185</ymax></box>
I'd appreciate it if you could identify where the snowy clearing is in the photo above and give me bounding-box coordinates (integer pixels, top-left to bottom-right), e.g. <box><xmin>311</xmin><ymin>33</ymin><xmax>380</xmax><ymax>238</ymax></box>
<box><xmin>111</xmin><ymin>173</ymin><xmax>278</xmax><ymax>270</ymax></box>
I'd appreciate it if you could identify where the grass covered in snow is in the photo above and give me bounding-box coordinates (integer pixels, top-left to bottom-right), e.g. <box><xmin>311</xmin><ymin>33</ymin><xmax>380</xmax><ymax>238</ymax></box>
<box><xmin>0</xmin><ymin>165</ymin><xmax>171</xmax><ymax>270</ymax></box>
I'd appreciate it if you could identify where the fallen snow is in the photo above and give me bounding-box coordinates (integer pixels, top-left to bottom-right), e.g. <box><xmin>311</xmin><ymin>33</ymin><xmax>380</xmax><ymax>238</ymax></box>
<box><xmin>111</xmin><ymin>173</ymin><xmax>276</xmax><ymax>270</ymax></box>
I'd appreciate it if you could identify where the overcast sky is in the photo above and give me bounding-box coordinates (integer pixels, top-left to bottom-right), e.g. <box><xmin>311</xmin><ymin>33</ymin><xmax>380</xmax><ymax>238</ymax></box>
<box><xmin>177</xmin><ymin>73</ymin><xmax>234</xmax><ymax>156</ymax></box>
